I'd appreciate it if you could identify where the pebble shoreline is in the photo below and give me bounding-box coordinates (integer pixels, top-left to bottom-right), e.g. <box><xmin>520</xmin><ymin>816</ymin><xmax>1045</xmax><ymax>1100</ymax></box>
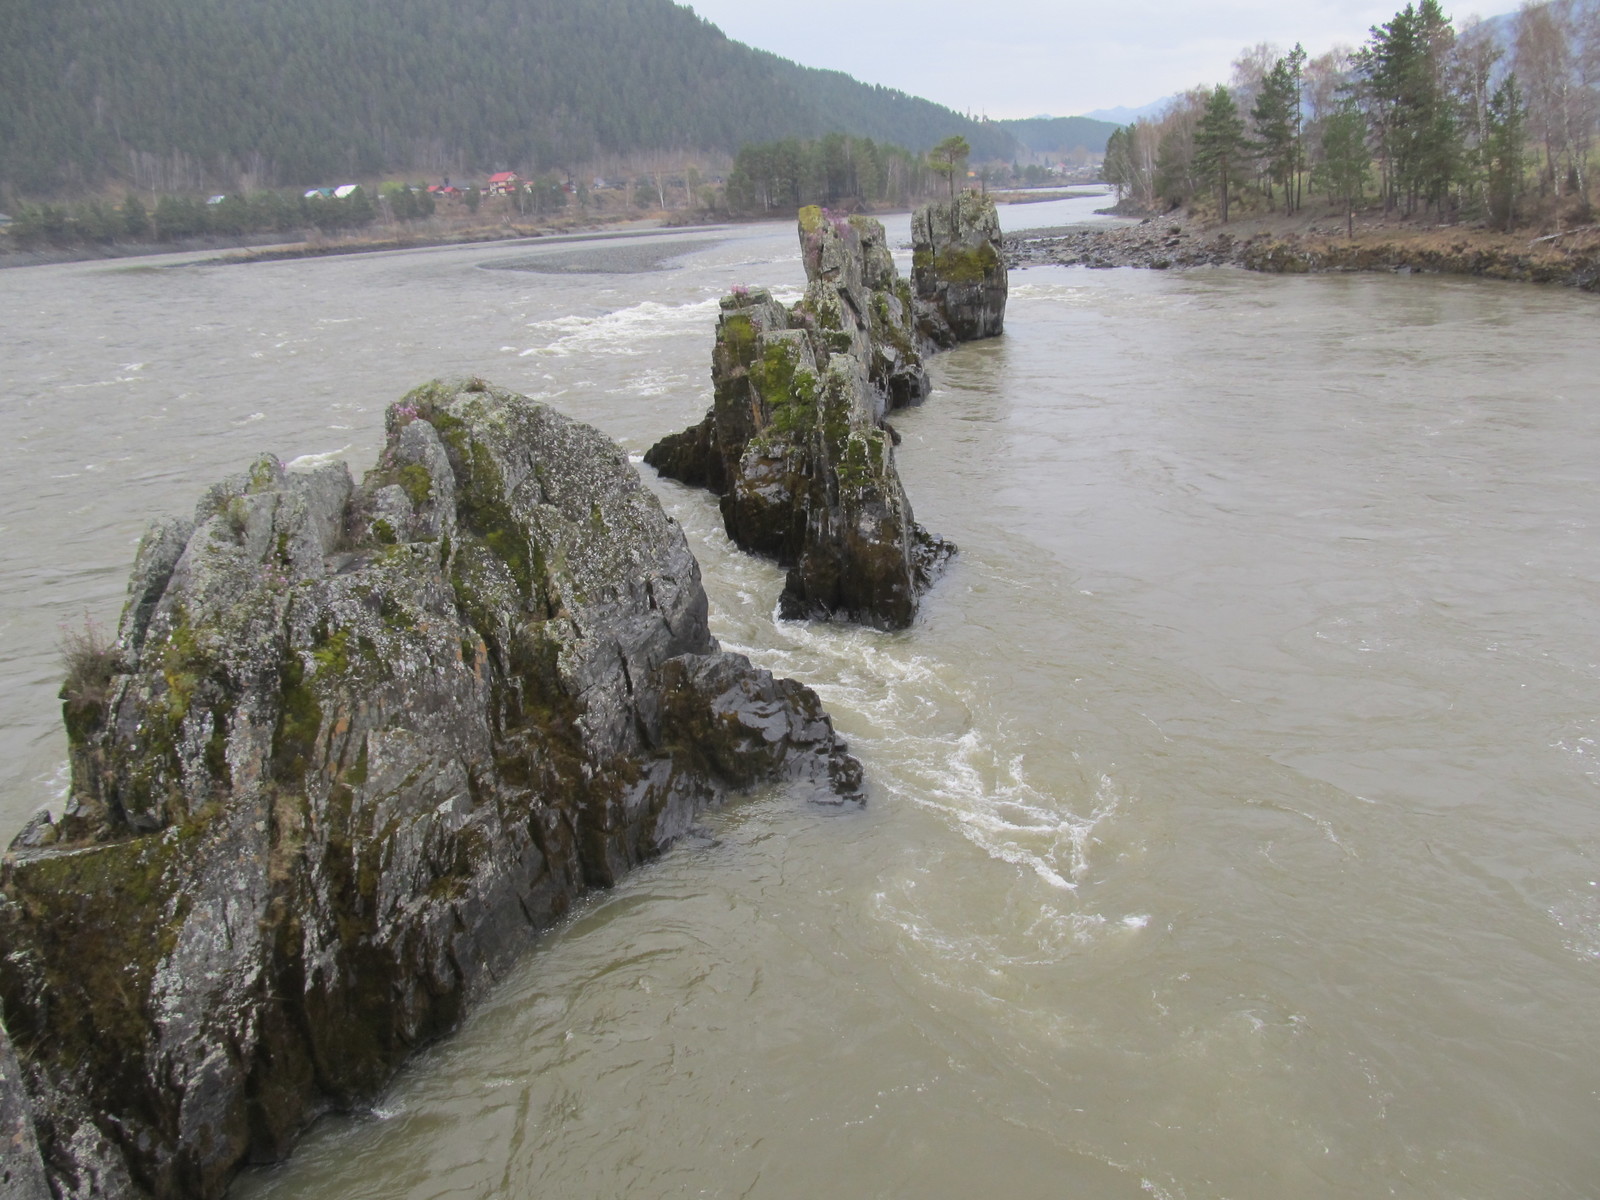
<box><xmin>1003</xmin><ymin>213</ymin><xmax>1600</xmax><ymax>292</ymax></box>
<box><xmin>1003</xmin><ymin>216</ymin><xmax>1242</xmax><ymax>271</ymax></box>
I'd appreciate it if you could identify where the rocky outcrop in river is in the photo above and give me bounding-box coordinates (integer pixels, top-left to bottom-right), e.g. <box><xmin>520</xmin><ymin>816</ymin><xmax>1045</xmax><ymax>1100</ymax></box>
<box><xmin>911</xmin><ymin>193</ymin><xmax>1008</xmax><ymax>346</ymax></box>
<box><xmin>0</xmin><ymin>378</ymin><xmax>863</xmax><ymax>1200</ymax></box>
<box><xmin>646</xmin><ymin>207</ymin><xmax>952</xmax><ymax>631</ymax></box>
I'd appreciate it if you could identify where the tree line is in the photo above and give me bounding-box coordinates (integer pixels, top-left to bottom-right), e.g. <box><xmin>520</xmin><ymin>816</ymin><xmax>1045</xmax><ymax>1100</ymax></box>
<box><xmin>723</xmin><ymin>134</ymin><xmax>951</xmax><ymax>213</ymax></box>
<box><xmin>1103</xmin><ymin>0</ymin><xmax>1598</xmax><ymax>231</ymax></box>
<box><xmin>3</xmin><ymin>186</ymin><xmax>426</xmax><ymax>250</ymax></box>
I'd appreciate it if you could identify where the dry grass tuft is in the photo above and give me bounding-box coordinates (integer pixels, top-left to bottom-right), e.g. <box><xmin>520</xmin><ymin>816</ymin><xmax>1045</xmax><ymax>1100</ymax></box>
<box><xmin>60</xmin><ymin>616</ymin><xmax>118</xmax><ymax>707</ymax></box>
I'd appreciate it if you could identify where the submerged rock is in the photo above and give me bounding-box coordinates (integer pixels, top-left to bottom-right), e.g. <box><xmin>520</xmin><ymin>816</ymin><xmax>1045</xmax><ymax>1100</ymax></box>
<box><xmin>0</xmin><ymin>378</ymin><xmax>862</xmax><ymax>1200</ymax></box>
<box><xmin>646</xmin><ymin>209</ymin><xmax>953</xmax><ymax>630</ymax></box>
<box><xmin>912</xmin><ymin>193</ymin><xmax>1008</xmax><ymax>346</ymax></box>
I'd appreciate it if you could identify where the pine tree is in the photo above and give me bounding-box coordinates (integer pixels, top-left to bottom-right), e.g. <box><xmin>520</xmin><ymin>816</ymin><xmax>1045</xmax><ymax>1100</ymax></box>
<box><xmin>1194</xmin><ymin>86</ymin><xmax>1247</xmax><ymax>222</ymax></box>
<box><xmin>1103</xmin><ymin>126</ymin><xmax>1131</xmax><ymax>200</ymax></box>
<box><xmin>1252</xmin><ymin>52</ymin><xmax>1301</xmax><ymax>212</ymax></box>
<box><xmin>929</xmin><ymin>135</ymin><xmax>970</xmax><ymax>199</ymax></box>
<box><xmin>1357</xmin><ymin>2</ymin><xmax>1460</xmax><ymax>213</ymax></box>
<box><xmin>120</xmin><ymin>193</ymin><xmax>150</xmax><ymax>240</ymax></box>
<box><xmin>1485</xmin><ymin>74</ymin><xmax>1527</xmax><ymax>231</ymax></box>
<box><xmin>1316</xmin><ymin>101</ymin><xmax>1373</xmax><ymax>237</ymax></box>
<box><xmin>346</xmin><ymin>186</ymin><xmax>375</xmax><ymax>226</ymax></box>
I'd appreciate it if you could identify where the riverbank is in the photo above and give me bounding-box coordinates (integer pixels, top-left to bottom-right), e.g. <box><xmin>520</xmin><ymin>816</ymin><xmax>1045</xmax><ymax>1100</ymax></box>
<box><xmin>1004</xmin><ymin>206</ymin><xmax>1600</xmax><ymax>292</ymax></box>
<box><xmin>0</xmin><ymin>190</ymin><xmax>1105</xmax><ymax>271</ymax></box>
<box><xmin>0</xmin><ymin>215</ymin><xmax>671</xmax><ymax>271</ymax></box>
<box><xmin>989</xmin><ymin>188</ymin><xmax>1103</xmax><ymax>206</ymax></box>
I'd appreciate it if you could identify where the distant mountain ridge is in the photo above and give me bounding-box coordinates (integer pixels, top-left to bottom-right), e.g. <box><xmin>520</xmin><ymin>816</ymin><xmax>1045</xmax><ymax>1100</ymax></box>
<box><xmin>0</xmin><ymin>0</ymin><xmax>1017</xmax><ymax>195</ymax></box>
<box><xmin>1080</xmin><ymin>98</ymin><xmax>1177</xmax><ymax>124</ymax></box>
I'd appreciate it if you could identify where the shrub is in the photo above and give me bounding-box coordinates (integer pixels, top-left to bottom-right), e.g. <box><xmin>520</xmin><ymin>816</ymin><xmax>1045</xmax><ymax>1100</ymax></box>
<box><xmin>60</xmin><ymin>617</ymin><xmax>119</xmax><ymax>740</ymax></box>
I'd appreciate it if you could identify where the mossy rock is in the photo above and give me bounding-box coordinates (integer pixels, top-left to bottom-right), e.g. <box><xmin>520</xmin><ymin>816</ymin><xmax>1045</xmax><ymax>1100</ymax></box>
<box><xmin>5</xmin><ymin>378</ymin><xmax>865</xmax><ymax>1198</ymax></box>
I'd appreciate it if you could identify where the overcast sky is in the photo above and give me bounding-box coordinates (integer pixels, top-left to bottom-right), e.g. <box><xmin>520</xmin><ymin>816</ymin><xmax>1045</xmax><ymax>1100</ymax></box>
<box><xmin>683</xmin><ymin>0</ymin><xmax>1517</xmax><ymax>119</ymax></box>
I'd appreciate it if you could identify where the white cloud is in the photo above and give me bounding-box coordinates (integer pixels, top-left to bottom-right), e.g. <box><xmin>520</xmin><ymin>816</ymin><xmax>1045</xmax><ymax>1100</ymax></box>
<box><xmin>685</xmin><ymin>0</ymin><xmax>1519</xmax><ymax>117</ymax></box>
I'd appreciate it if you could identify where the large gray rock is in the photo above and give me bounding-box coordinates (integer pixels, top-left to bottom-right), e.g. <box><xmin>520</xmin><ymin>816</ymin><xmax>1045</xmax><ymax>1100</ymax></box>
<box><xmin>0</xmin><ymin>379</ymin><xmax>862</xmax><ymax>1200</ymax></box>
<box><xmin>646</xmin><ymin>208</ymin><xmax>952</xmax><ymax>630</ymax></box>
<box><xmin>912</xmin><ymin>193</ymin><xmax>1008</xmax><ymax>346</ymax></box>
<box><xmin>0</xmin><ymin>1021</ymin><xmax>49</xmax><ymax>1199</ymax></box>
<box><xmin>797</xmin><ymin>207</ymin><xmax>929</xmax><ymax>414</ymax></box>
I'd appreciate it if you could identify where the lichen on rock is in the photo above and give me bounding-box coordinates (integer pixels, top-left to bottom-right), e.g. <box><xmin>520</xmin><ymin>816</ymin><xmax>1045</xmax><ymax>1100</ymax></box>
<box><xmin>646</xmin><ymin>210</ymin><xmax>954</xmax><ymax>631</ymax></box>
<box><xmin>0</xmin><ymin>378</ymin><xmax>863</xmax><ymax>1200</ymax></box>
<box><xmin>911</xmin><ymin>193</ymin><xmax>1008</xmax><ymax>347</ymax></box>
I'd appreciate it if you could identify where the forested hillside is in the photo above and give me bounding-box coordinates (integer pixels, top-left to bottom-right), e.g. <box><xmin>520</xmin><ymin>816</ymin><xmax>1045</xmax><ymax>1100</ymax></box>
<box><xmin>1000</xmin><ymin>116</ymin><xmax>1121</xmax><ymax>157</ymax></box>
<box><xmin>0</xmin><ymin>0</ymin><xmax>1016</xmax><ymax>196</ymax></box>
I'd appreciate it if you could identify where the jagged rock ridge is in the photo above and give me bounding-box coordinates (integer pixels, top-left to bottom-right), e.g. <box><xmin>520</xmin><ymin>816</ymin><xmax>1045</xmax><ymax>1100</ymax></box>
<box><xmin>0</xmin><ymin>378</ymin><xmax>863</xmax><ymax>1200</ymax></box>
<box><xmin>912</xmin><ymin>192</ymin><xmax>1008</xmax><ymax>347</ymax></box>
<box><xmin>646</xmin><ymin>207</ymin><xmax>953</xmax><ymax>631</ymax></box>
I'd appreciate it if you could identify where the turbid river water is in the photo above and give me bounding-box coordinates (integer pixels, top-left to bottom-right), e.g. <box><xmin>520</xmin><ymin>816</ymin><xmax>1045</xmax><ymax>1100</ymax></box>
<box><xmin>4</xmin><ymin>191</ymin><xmax>1600</xmax><ymax>1198</ymax></box>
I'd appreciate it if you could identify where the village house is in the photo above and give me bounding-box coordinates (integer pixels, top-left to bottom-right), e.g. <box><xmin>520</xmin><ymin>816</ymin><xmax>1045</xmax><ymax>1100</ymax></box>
<box><xmin>486</xmin><ymin>171</ymin><xmax>521</xmax><ymax>196</ymax></box>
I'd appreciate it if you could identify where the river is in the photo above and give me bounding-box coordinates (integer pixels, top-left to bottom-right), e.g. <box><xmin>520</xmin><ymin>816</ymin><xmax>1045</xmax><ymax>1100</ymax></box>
<box><xmin>3</xmin><ymin>191</ymin><xmax>1599</xmax><ymax>1198</ymax></box>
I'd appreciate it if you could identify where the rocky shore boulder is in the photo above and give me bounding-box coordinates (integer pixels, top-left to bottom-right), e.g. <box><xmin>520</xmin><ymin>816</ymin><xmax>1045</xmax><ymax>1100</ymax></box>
<box><xmin>646</xmin><ymin>209</ymin><xmax>953</xmax><ymax>630</ymax></box>
<box><xmin>0</xmin><ymin>378</ymin><xmax>862</xmax><ymax>1200</ymax></box>
<box><xmin>0</xmin><ymin>1022</ymin><xmax>49</xmax><ymax>1199</ymax></box>
<box><xmin>912</xmin><ymin>193</ymin><xmax>1008</xmax><ymax>346</ymax></box>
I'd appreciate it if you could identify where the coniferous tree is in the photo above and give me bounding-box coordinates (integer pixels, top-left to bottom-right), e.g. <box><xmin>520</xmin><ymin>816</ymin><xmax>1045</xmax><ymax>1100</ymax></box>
<box><xmin>77</xmin><ymin>200</ymin><xmax>118</xmax><ymax>243</ymax></box>
<box><xmin>1252</xmin><ymin>48</ymin><xmax>1305</xmax><ymax>212</ymax></box>
<box><xmin>723</xmin><ymin>133</ymin><xmax>938</xmax><ymax>213</ymax></box>
<box><xmin>1316</xmin><ymin>101</ymin><xmax>1373</xmax><ymax>236</ymax></box>
<box><xmin>1357</xmin><ymin>1</ymin><xmax>1461</xmax><ymax>214</ymax></box>
<box><xmin>1486</xmin><ymin>74</ymin><xmax>1529</xmax><ymax>230</ymax></box>
<box><xmin>1195</xmin><ymin>86</ymin><xmax>1247</xmax><ymax>221</ymax></box>
<box><xmin>929</xmin><ymin>135</ymin><xmax>971</xmax><ymax>199</ymax></box>
<box><xmin>346</xmin><ymin>186</ymin><xmax>376</xmax><ymax>226</ymax></box>
<box><xmin>120</xmin><ymin>193</ymin><xmax>150</xmax><ymax>240</ymax></box>
<box><xmin>1103</xmin><ymin>126</ymin><xmax>1132</xmax><ymax>200</ymax></box>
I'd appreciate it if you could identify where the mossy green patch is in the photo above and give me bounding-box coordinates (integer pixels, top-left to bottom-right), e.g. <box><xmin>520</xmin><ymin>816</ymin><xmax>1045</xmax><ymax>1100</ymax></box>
<box><xmin>395</xmin><ymin>463</ymin><xmax>432</xmax><ymax>507</ymax></box>
<box><xmin>720</xmin><ymin>312</ymin><xmax>757</xmax><ymax>364</ymax></box>
<box><xmin>748</xmin><ymin>340</ymin><xmax>820</xmax><ymax>439</ymax></box>
<box><xmin>933</xmin><ymin>242</ymin><xmax>1000</xmax><ymax>285</ymax></box>
<box><xmin>272</xmin><ymin>651</ymin><xmax>322</xmax><ymax>787</ymax></box>
<box><xmin>837</xmin><ymin>428</ymin><xmax>887</xmax><ymax>495</ymax></box>
<box><xmin>224</xmin><ymin>495</ymin><xmax>250</xmax><ymax>538</ymax></box>
<box><xmin>431</xmin><ymin>434</ymin><xmax>546</xmax><ymax>608</ymax></box>
<box><xmin>248</xmin><ymin>457</ymin><xmax>279</xmax><ymax>493</ymax></box>
<box><xmin>312</xmin><ymin>629</ymin><xmax>352</xmax><ymax>676</ymax></box>
<box><xmin>1</xmin><ymin>830</ymin><xmax>194</xmax><ymax>1092</ymax></box>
